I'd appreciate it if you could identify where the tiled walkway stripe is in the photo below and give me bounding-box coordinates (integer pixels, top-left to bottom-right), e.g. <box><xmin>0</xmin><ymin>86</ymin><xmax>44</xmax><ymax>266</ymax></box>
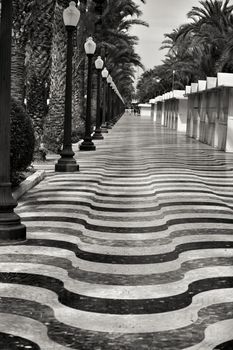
<box><xmin>1</xmin><ymin>113</ymin><xmax>233</xmax><ymax>349</ymax></box>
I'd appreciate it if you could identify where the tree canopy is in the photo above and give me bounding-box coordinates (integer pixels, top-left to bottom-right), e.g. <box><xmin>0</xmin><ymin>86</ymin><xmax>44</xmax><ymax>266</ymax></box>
<box><xmin>137</xmin><ymin>0</ymin><xmax>233</xmax><ymax>103</ymax></box>
<box><xmin>10</xmin><ymin>0</ymin><xmax>147</xmax><ymax>151</ymax></box>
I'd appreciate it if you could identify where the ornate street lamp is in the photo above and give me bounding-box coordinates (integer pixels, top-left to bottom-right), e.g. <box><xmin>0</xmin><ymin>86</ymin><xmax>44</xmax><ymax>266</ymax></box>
<box><xmin>55</xmin><ymin>1</ymin><xmax>80</xmax><ymax>172</ymax></box>
<box><xmin>80</xmin><ymin>37</ymin><xmax>97</xmax><ymax>151</ymax></box>
<box><xmin>100</xmin><ymin>67</ymin><xmax>109</xmax><ymax>133</ymax></box>
<box><xmin>92</xmin><ymin>56</ymin><xmax>104</xmax><ymax>140</ymax></box>
<box><xmin>0</xmin><ymin>0</ymin><xmax>26</xmax><ymax>240</ymax></box>
<box><xmin>107</xmin><ymin>74</ymin><xmax>112</xmax><ymax>84</ymax></box>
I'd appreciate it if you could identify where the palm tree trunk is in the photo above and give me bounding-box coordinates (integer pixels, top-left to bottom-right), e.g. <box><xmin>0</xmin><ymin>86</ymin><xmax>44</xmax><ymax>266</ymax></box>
<box><xmin>72</xmin><ymin>0</ymin><xmax>87</xmax><ymax>140</ymax></box>
<box><xmin>43</xmin><ymin>0</ymin><xmax>68</xmax><ymax>152</ymax></box>
<box><xmin>11</xmin><ymin>38</ymin><xmax>26</xmax><ymax>105</ymax></box>
<box><xmin>11</xmin><ymin>0</ymin><xmax>27</xmax><ymax>105</ymax></box>
<box><xmin>26</xmin><ymin>0</ymin><xmax>56</xmax><ymax>153</ymax></box>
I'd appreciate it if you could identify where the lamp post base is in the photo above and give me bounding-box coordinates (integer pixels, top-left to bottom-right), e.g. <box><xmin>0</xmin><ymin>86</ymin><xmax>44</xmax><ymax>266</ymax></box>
<box><xmin>79</xmin><ymin>138</ymin><xmax>96</xmax><ymax>151</ymax></box>
<box><xmin>55</xmin><ymin>160</ymin><xmax>79</xmax><ymax>172</ymax></box>
<box><xmin>92</xmin><ymin>128</ymin><xmax>104</xmax><ymax>140</ymax></box>
<box><xmin>0</xmin><ymin>185</ymin><xmax>26</xmax><ymax>242</ymax></box>
<box><xmin>55</xmin><ymin>150</ymin><xmax>79</xmax><ymax>172</ymax></box>
<box><xmin>101</xmin><ymin>124</ymin><xmax>108</xmax><ymax>133</ymax></box>
<box><xmin>0</xmin><ymin>214</ymin><xmax>26</xmax><ymax>242</ymax></box>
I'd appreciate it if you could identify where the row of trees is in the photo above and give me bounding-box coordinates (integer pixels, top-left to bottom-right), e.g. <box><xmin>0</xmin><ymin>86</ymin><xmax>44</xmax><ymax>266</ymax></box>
<box><xmin>137</xmin><ymin>0</ymin><xmax>233</xmax><ymax>102</ymax></box>
<box><xmin>2</xmin><ymin>0</ymin><xmax>147</xmax><ymax>153</ymax></box>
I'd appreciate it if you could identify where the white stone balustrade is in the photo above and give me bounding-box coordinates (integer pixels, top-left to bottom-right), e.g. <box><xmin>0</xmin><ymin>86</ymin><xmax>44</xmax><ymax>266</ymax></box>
<box><xmin>154</xmin><ymin>96</ymin><xmax>163</xmax><ymax>124</ymax></box>
<box><xmin>191</xmin><ymin>83</ymin><xmax>198</xmax><ymax>93</ymax></box>
<box><xmin>149</xmin><ymin>98</ymin><xmax>156</xmax><ymax>119</ymax></box>
<box><xmin>138</xmin><ymin>103</ymin><xmax>152</xmax><ymax>118</ymax></box>
<box><xmin>155</xmin><ymin>90</ymin><xmax>188</xmax><ymax>132</ymax></box>
<box><xmin>186</xmin><ymin>72</ymin><xmax>233</xmax><ymax>152</ymax></box>
<box><xmin>206</xmin><ymin>77</ymin><xmax>217</xmax><ymax>89</ymax></box>
<box><xmin>198</xmin><ymin>80</ymin><xmax>206</xmax><ymax>91</ymax></box>
<box><xmin>152</xmin><ymin>72</ymin><xmax>233</xmax><ymax>152</ymax></box>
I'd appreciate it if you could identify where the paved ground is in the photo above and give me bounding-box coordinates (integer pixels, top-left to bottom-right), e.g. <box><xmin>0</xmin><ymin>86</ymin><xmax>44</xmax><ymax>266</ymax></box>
<box><xmin>1</xmin><ymin>113</ymin><xmax>233</xmax><ymax>349</ymax></box>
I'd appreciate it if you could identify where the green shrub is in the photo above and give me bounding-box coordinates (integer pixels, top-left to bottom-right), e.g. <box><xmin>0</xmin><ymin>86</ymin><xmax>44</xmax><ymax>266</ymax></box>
<box><xmin>10</xmin><ymin>99</ymin><xmax>35</xmax><ymax>186</ymax></box>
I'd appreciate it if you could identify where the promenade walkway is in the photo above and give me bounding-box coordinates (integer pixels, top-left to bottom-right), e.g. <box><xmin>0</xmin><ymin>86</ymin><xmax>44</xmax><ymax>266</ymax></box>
<box><xmin>1</xmin><ymin>113</ymin><xmax>233</xmax><ymax>349</ymax></box>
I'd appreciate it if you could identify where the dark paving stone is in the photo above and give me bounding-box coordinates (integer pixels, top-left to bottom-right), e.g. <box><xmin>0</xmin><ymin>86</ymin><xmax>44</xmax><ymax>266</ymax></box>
<box><xmin>0</xmin><ymin>332</ymin><xmax>40</xmax><ymax>350</ymax></box>
<box><xmin>214</xmin><ymin>340</ymin><xmax>233</xmax><ymax>349</ymax></box>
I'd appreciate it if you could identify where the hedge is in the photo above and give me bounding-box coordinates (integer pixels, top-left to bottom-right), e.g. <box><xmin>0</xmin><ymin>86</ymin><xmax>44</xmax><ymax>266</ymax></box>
<box><xmin>10</xmin><ymin>99</ymin><xmax>35</xmax><ymax>186</ymax></box>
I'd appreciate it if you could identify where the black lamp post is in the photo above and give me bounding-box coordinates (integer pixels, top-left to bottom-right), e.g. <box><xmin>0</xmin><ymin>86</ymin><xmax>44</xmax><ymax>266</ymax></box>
<box><xmin>117</xmin><ymin>90</ymin><xmax>122</xmax><ymax>118</ymax></box>
<box><xmin>80</xmin><ymin>37</ymin><xmax>96</xmax><ymax>151</ymax></box>
<box><xmin>172</xmin><ymin>70</ymin><xmax>176</xmax><ymax>91</ymax></box>
<box><xmin>92</xmin><ymin>56</ymin><xmax>104</xmax><ymax>140</ymax></box>
<box><xmin>111</xmin><ymin>83</ymin><xmax>116</xmax><ymax>123</ymax></box>
<box><xmin>100</xmin><ymin>67</ymin><xmax>109</xmax><ymax>133</ymax></box>
<box><xmin>106</xmin><ymin>74</ymin><xmax>113</xmax><ymax>128</ymax></box>
<box><xmin>117</xmin><ymin>96</ymin><xmax>120</xmax><ymax>117</ymax></box>
<box><xmin>0</xmin><ymin>0</ymin><xmax>26</xmax><ymax>241</ymax></box>
<box><xmin>113</xmin><ymin>84</ymin><xmax>119</xmax><ymax>122</ymax></box>
<box><xmin>55</xmin><ymin>1</ymin><xmax>80</xmax><ymax>172</ymax></box>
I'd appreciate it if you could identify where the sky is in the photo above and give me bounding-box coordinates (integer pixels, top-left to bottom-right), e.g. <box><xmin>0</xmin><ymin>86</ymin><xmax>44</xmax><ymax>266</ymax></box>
<box><xmin>130</xmin><ymin>0</ymin><xmax>229</xmax><ymax>74</ymax></box>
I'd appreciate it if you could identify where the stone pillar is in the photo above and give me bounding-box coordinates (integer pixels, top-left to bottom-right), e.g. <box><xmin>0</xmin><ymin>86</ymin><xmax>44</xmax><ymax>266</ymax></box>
<box><xmin>217</xmin><ymin>73</ymin><xmax>233</xmax><ymax>152</ymax></box>
<box><xmin>161</xmin><ymin>97</ymin><xmax>165</xmax><ymax>126</ymax></box>
<box><xmin>155</xmin><ymin>99</ymin><xmax>163</xmax><ymax>125</ymax></box>
<box><xmin>164</xmin><ymin>90</ymin><xmax>188</xmax><ymax>132</ymax></box>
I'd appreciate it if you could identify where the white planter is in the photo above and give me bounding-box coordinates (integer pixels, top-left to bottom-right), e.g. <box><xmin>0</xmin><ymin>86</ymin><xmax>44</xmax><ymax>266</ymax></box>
<box><xmin>172</xmin><ymin>90</ymin><xmax>186</xmax><ymax>99</ymax></box>
<box><xmin>198</xmin><ymin>80</ymin><xmax>206</xmax><ymax>91</ymax></box>
<box><xmin>185</xmin><ymin>86</ymin><xmax>191</xmax><ymax>94</ymax></box>
<box><xmin>191</xmin><ymin>83</ymin><xmax>198</xmax><ymax>93</ymax></box>
<box><xmin>206</xmin><ymin>77</ymin><xmax>217</xmax><ymax>89</ymax></box>
<box><xmin>217</xmin><ymin>73</ymin><xmax>233</xmax><ymax>87</ymax></box>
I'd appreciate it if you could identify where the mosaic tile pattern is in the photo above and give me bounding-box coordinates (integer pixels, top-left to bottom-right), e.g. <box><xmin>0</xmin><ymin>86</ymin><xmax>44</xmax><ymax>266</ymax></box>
<box><xmin>1</xmin><ymin>113</ymin><xmax>233</xmax><ymax>349</ymax></box>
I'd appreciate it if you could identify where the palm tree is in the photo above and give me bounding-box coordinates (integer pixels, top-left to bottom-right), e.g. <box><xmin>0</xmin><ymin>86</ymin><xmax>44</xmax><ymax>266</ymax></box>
<box><xmin>11</xmin><ymin>0</ymin><xmax>31</xmax><ymax>104</ymax></box>
<box><xmin>44</xmin><ymin>0</ymin><xmax>147</xmax><ymax>151</ymax></box>
<box><xmin>99</xmin><ymin>0</ymin><xmax>147</xmax><ymax>103</ymax></box>
<box><xmin>138</xmin><ymin>0</ymin><xmax>233</xmax><ymax>102</ymax></box>
<box><xmin>43</xmin><ymin>0</ymin><xmax>69</xmax><ymax>152</ymax></box>
<box><xmin>161</xmin><ymin>28</ymin><xmax>204</xmax><ymax>87</ymax></box>
<box><xmin>72</xmin><ymin>0</ymin><xmax>88</xmax><ymax>139</ymax></box>
<box><xmin>174</xmin><ymin>0</ymin><xmax>233</xmax><ymax>75</ymax></box>
<box><xmin>8</xmin><ymin>0</ymin><xmax>147</xmax><ymax>153</ymax></box>
<box><xmin>26</xmin><ymin>0</ymin><xmax>56</xmax><ymax>151</ymax></box>
<box><xmin>136</xmin><ymin>68</ymin><xmax>165</xmax><ymax>102</ymax></box>
<box><xmin>44</xmin><ymin>0</ymin><xmax>96</xmax><ymax>152</ymax></box>
<box><xmin>150</xmin><ymin>0</ymin><xmax>233</xmax><ymax>96</ymax></box>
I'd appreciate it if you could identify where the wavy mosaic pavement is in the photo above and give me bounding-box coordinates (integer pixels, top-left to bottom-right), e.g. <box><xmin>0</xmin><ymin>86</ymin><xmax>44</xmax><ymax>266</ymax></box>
<box><xmin>1</xmin><ymin>113</ymin><xmax>233</xmax><ymax>349</ymax></box>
